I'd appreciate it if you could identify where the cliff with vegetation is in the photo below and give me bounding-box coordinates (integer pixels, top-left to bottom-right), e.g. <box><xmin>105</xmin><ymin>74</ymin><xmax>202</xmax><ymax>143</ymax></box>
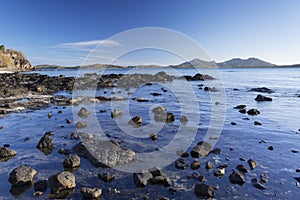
<box><xmin>0</xmin><ymin>45</ymin><xmax>34</xmax><ymax>71</ymax></box>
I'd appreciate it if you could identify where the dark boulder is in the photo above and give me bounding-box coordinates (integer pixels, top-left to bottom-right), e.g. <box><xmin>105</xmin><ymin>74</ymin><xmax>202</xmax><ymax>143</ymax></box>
<box><xmin>255</xmin><ymin>94</ymin><xmax>272</xmax><ymax>101</ymax></box>
<box><xmin>229</xmin><ymin>171</ymin><xmax>245</xmax><ymax>185</ymax></box>
<box><xmin>194</xmin><ymin>183</ymin><xmax>215</xmax><ymax>198</ymax></box>
<box><xmin>247</xmin><ymin>109</ymin><xmax>260</xmax><ymax>116</ymax></box>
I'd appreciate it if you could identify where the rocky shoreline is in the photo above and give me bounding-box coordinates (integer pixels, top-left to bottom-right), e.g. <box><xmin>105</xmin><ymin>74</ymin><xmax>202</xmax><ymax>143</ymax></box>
<box><xmin>0</xmin><ymin>72</ymin><xmax>213</xmax><ymax>115</ymax></box>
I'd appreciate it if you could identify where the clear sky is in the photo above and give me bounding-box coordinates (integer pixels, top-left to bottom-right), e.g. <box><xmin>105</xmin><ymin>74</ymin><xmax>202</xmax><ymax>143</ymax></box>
<box><xmin>1</xmin><ymin>0</ymin><xmax>300</xmax><ymax>66</ymax></box>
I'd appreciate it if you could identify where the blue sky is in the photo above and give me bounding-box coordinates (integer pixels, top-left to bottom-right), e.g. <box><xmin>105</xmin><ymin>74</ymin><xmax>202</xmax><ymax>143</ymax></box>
<box><xmin>1</xmin><ymin>0</ymin><xmax>300</xmax><ymax>66</ymax></box>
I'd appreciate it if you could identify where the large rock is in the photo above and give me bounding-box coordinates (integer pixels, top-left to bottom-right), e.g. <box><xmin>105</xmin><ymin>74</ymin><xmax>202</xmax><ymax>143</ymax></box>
<box><xmin>194</xmin><ymin>183</ymin><xmax>215</xmax><ymax>198</ymax></box>
<box><xmin>48</xmin><ymin>171</ymin><xmax>76</xmax><ymax>193</ymax></box>
<box><xmin>72</xmin><ymin>136</ymin><xmax>136</xmax><ymax>168</ymax></box>
<box><xmin>190</xmin><ymin>141</ymin><xmax>212</xmax><ymax>158</ymax></box>
<box><xmin>63</xmin><ymin>154</ymin><xmax>81</xmax><ymax>168</ymax></box>
<box><xmin>8</xmin><ymin>165</ymin><xmax>37</xmax><ymax>186</ymax></box>
<box><xmin>81</xmin><ymin>187</ymin><xmax>102</xmax><ymax>199</ymax></box>
<box><xmin>255</xmin><ymin>94</ymin><xmax>272</xmax><ymax>101</ymax></box>
<box><xmin>0</xmin><ymin>146</ymin><xmax>17</xmax><ymax>158</ymax></box>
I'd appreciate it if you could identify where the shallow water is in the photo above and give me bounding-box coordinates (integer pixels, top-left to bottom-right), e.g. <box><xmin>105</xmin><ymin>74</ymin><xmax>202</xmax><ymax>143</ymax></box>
<box><xmin>1</xmin><ymin>67</ymin><xmax>300</xmax><ymax>199</ymax></box>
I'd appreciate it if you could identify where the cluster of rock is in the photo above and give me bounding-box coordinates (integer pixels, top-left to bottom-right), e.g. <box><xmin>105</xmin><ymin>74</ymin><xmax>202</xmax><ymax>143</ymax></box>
<box><xmin>0</xmin><ymin>46</ymin><xmax>34</xmax><ymax>71</ymax></box>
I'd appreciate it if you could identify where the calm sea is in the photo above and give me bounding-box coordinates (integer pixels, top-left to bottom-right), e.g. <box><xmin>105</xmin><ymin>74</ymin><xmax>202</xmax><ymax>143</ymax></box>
<box><xmin>1</xmin><ymin>67</ymin><xmax>300</xmax><ymax>199</ymax></box>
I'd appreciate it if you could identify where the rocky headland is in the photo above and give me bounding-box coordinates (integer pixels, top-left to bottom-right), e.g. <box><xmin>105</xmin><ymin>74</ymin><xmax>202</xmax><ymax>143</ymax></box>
<box><xmin>0</xmin><ymin>45</ymin><xmax>34</xmax><ymax>72</ymax></box>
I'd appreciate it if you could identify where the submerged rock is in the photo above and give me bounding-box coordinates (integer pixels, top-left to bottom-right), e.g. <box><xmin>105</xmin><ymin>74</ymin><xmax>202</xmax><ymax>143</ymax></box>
<box><xmin>154</xmin><ymin>112</ymin><xmax>175</xmax><ymax>123</ymax></box>
<box><xmin>75</xmin><ymin>122</ymin><xmax>88</xmax><ymax>129</ymax></box>
<box><xmin>250</xmin><ymin>87</ymin><xmax>274</xmax><ymax>93</ymax></box>
<box><xmin>81</xmin><ymin>187</ymin><xmax>102</xmax><ymax>199</ymax></box>
<box><xmin>98</xmin><ymin>172</ymin><xmax>115</xmax><ymax>182</ymax></box>
<box><xmin>255</xmin><ymin>94</ymin><xmax>272</xmax><ymax>101</ymax></box>
<box><xmin>254</xmin><ymin>121</ymin><xmax>262</xmax><ymax>125</ymax></box>
<box><xmin>8</xmin><ymin>165</ymin><xmax>37</xmax><ymax>186</ymax></box>
<box><xmin>194</xmin><ymin>183</ymin><xmax>215</xmax><ymax>198</ymax></box>
<box><xmin>204</xmin><ymin>86</ymin><xmax>218</xmax><ymax>92</ymax></box>
<box><xmin>48</xmin><ymin>171</ymin><xmax>76</xmax><ymax>193</ymax></box>
<box><xmin>251</xmin><ymin>178</ymin><xmax>266</xmax><ymax>190</ymax></box>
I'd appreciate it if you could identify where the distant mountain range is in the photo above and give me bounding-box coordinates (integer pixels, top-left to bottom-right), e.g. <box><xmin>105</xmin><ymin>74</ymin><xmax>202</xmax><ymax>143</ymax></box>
<box><xmin>35</xmin><ymin>57</ymin><xmax>300</xmax><ymax>69</ymax></box>
<box><xmin>172</xmin><ymin>57</ymin><xmax>277</xmax><ymax>68</ymax></box>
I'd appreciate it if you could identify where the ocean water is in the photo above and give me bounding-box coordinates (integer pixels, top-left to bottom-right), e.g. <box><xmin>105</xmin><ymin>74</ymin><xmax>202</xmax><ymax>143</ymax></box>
<box><xmin>1</xmin><ymin>67</ymin><xmax>300</xmax><ymax>199</ymax></box>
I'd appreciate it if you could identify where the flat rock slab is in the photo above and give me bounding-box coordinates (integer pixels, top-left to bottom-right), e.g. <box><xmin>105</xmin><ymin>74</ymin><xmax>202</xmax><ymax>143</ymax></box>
<box><xmin>73</xmin><ymin>136</ymin><xmax>136</xmax><ymax>168</ymax></box>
